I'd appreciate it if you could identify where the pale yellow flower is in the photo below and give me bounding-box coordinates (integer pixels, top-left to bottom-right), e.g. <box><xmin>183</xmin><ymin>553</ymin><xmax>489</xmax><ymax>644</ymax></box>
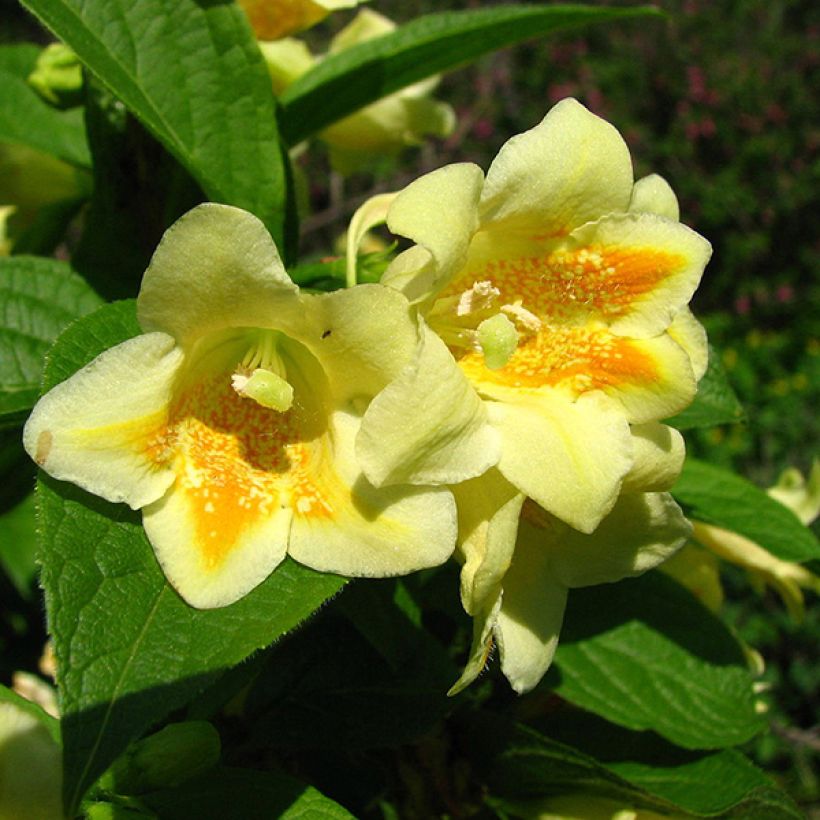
<box><xmin>238</xmin><ymin>0</ymin><xmax>364</xmax><ymax>40</ymax></box>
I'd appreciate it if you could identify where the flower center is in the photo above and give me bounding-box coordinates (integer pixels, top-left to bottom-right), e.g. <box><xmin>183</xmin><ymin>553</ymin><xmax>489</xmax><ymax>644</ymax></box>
<box><xmin>231</xmin><ymin>330</ymin><xmax>294</xmax><ymax>412</ymax></box>
<box><xmin>427</xmin><ymin>280</ymin><xmax>541</xmax><ymax>370</ymax></box>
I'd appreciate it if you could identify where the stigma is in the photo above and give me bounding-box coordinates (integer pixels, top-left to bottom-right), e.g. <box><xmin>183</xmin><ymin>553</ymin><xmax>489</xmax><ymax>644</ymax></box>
<box><xmin>231</xmin><ymin>331</ymin><xmax>294</xmax><ymax>412</ymax></box>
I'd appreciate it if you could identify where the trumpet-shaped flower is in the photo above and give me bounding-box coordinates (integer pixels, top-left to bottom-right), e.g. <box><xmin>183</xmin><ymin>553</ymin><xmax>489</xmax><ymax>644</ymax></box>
<box><xmin>238</xmin><ymin>0</ymin><xmax>364</xmax><ymax>41</ymax></box>
<box><xmin>23</xmin><ymin>204</ymin><xmax>494</xmax><ymax>608</ymax></box>
<box><xmin>358</xmin><ymin>98</ymin><xmax>711</xmax><ymax>536</ymax></box>
<box><xmin>451</xmin><ymin>422</ymin><xmax>690</xmax><ymax>693</ymax></box>
<box><xmin>259</xmin><ymin>10</ymin><xmax>455</xmax><ymax>172</ymax></box>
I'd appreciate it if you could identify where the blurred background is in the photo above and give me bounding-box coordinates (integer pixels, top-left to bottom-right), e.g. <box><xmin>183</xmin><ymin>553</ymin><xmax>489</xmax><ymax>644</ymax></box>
<box><xmin>3</xmin><ymin>0</ymin><xmax>819</xmax><ymax>808</ymax></box>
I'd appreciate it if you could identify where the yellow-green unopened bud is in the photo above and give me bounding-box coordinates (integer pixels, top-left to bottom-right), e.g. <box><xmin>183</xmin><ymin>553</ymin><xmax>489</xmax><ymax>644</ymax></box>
<box><xmin>28</xmin><ymin>43</ymin><xmax>83</xmax><ymax>107</ymax></box>
<box><xmin>242</xmin><ymin>368</ymin><xmax>294</xmax><ymax>412</ymax></box>
<box><xmin>110</xmin><ymin>721</ymin><xmax>220</xmax><ymax>795</ymax></box>
<box><xmin>478</xmin><ymin>313</ymin><xmax>518</xmax><ymax>370</ymax></box>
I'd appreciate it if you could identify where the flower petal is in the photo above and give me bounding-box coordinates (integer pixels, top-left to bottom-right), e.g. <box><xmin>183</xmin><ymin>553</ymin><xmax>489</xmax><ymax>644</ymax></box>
<box><xmin>288</xmin><ymin>409</ymin><xmax>457</xmax><ymax>576</ymax></box>
<box><xmin>479</xmin><ymin>98</ymin><xmax>633</xmax><ymax>236</ymax></box>
<box><xmin>544</xmin><ymin>491</ymin><xmax>690</xmax><ymax>589</ymax></box>
<box><xmin>358</xmin><ymin>323</ymin><xmax>500</xmax><ymax>486</ymax></box>
<box><xmin>488</xmin><ymin>390</ymin><xmax>632</xmax><ymax>533</ymax></box>
<box><xmin>138</xmin><ymin>204</ymin><xmax>299</xmax><ymax>346</ymax></box>
<box><xmin>622</xmin><ymin>422</ymin><xmax>685</xmax><ymax>492</ymax></box>
<box><xmin>143</xmin><ymin>484</ymin><xmax>291</xmax><ymax>610</ymax></box>
<box><xmin>306</xmin><ymin>284</ymin><xmax>418</xmax><ymax>405</ymax></box>
<box><xmin>384</xmin><ymin>163</ymin><xmax>484</xmax><ymax>301</ymax></box>
<box><xmin>567</xmin><ymin>212</ymin><xmax>712</xmax><ymax>338</ymax></box>
<box><xmin>494</xmin><ymin>524</ymin><xmax>568</xmax><ymax>693</ymax></box>
<box><xmin>629</xmin><ymin>173</ymin><xmax>680</xmax><ymax>220</ymax></box>
<box><xmin>453</xmin><ymin>469</ymin><xmax>524</xmax><ymax>615</ymax></box>
<box><xmin>23</xmin><ymin>333</ymin><xmax>181</xmax><ymax>509</ymax></box>
<box><xmin>668</xmin><ymin>306</ymin><xmax>709</xmax><ymax>382</ymax></box>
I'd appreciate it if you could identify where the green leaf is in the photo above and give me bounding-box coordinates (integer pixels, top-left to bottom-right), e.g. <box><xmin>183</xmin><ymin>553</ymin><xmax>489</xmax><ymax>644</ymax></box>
<box><xmin>673</xmin><ymin>458</ymin><xmax>820</xmax><ymax>563</ymax></box>
<box><xmin>552</xmin><ymin>572</ymin><xmax>764</xmax><ymax>749</ymax></box>
<box><xmin>666</xmin><ymin>345</ymin><xmax>744</xmax><ymax>430</ymax></box>
<box><xmin>19</xmin><ymin>0</ymin><xmax>293</xmax><ymax>250</ymax></box>
<box><xmin>242</xmin><ymin>582</ymin><xmax>454</xmax><ymax>752</ymax></box>
<box><xmin>523</xmin><ymin>711</ymin><xmax>803</xmax><ymax>819</ymax></box>
<box><xmin>0</xmin><ymin>492</ymin><xmax>38</xmax><ymax>597</ymax></box>
<box><xmin>142</xmin><ymin>767</ymin><xmax>356</xmax><ymax>819</ymax></box>
<box><xmin>279</xmin><ymin>4</ymin><xmax>662</xmax><ymax>145</ymax></box>
<box><xmin>37</xmin><ymin>301</ymin><xmax>346</xmax><ymax>814</ymax></box>
<box><xmin>0</xmin><ymin>255</ymin><xmax>102</xmax><ymax>425</ymax></box>
<box><xmin>0</xmin><ymin>43</ymin><xmax>90</xmax><ymax>167</ymax></box>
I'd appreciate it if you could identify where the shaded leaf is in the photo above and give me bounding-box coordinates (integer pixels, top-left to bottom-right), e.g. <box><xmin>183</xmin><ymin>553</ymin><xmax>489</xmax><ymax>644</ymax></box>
<box><xmin>552</xmin><ymin>572</ymin><xmax>764</xmax><ymax>749</ymax></box>
<box><xmin>20</xmin><ymin>0</ymin><xmax>293</xmax><ymax>250</ymax></box>
<box><xmin>0</xmin><ymin>43</ymin><xmax>90</xmax><ymax>167</ymax></box>
<box><xmin>673</xmin><ymin>458</ymin><xmax>820</xmax><ymax>563</ymax></box>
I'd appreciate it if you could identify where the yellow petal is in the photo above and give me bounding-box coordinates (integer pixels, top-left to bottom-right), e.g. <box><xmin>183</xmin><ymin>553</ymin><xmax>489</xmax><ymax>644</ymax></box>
<box><xmin>138</xmin><ymin>203</ymin><xmax>299</xmax><ymax>347</ymax></box>
<box><xmin>488</xmin><ymin>390</ymin><xmax>632</xmax><ymax>533</ymax></box>
<box><xmin>258</xmin><ymin>38</ymin><xmax>315</xmax><ymax>94</ymax></box>
<box><xmin>660</xmin><ymin>543</ymin><xmax>724</xmax><ymax>613</ymax></box>
<box><xmin>622</xmin><ymin>422</ymin><xmax>685</xmax><ymax>492</ymax></box>
<box><xmin>238</xmin><ymin>0</ymin><xmax>361</xmax><ymax>40</ymax></box>
<box><xmin>346</xmin><ymin>193</ymin><xmax>399</xmax><ymax>288</ymax></box>
<box><xmin>384</xmin><ymin>163</ymin><xmax>484</xmax><ymax>302</ymax></box>
<box><xmin>767</xmin><ymin>460</ymin><xmax>820</xmax><ymax>526</ymax></box>
<box><xmin>668</xmin><ymin>306</ymin><xmax>709</xmax><ymax>382</ymax></box>
<box><xmin>629</xmin><ymin>173</ymin><xmax>680</xmax><ymax>221</ymax></box>
<box><xmin>542</xmin><ymin>492</ymin><xmax>691</xmax><ymax>589</ymax></box>
<box><xmin>288</xmin><ymin>409</ymin><xmax>457</xmax><ymax>576</ymax></box>
<box><xmin>23</xmin><ymin>333</ymin><xmax>181</xmax><ymax>509</ymax></box>
<box><xmin>495</xmin><ymin>524</ymin><xmax>568</xmax><ymax>693</ymax></box>
<box><xmin>358</xmin><ymin>323</ymin><xmax>500</xmax><ymax>486</ymax></box>
<box><xmin>479</xmin><ymin>98</ymin><xmax>633</xmax><ymax>236</ymax></box>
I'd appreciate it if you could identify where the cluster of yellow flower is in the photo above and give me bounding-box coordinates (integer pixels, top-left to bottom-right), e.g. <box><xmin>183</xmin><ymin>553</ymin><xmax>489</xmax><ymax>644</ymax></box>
<box><xmin>24</xmin><ymin>99</ymin><xmax>712</xmax><ymax>694</ymax></box>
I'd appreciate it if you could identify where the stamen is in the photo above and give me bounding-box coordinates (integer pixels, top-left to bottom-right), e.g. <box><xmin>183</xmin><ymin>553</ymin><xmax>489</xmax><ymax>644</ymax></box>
<box><xmin>232</xmin><ymin>331</ymin><xmax>294</xmax><ymax>412</ymax></box>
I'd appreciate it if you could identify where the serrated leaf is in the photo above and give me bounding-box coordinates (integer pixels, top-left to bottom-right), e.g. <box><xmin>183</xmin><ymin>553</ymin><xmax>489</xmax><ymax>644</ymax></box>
<box><xmin>279</xmin><ymin>4</ymin><xmax>661</xmax><ymax>145</ymax></box>
<box><xmin>19</xmin><ymin>0</ymin><xmax>293</xmax><ymax>250</ymax></box>
<box><xmin>36</xmin><ymin>301</ymin><xmax>346</xmax><ymax>814</ymax></box>
<box><xmin>552</xmin><ymin>572</ymin><xmax>764</xmax><ymax>749</ymax></box>
<box><xmin>0</xmin><ymin>43</ymin><xmax>90</xmax><ymax>167</ymax></box>
<box><xmin>243</xmin><ymin>584</ymin><xmax>454</xmax><ymax>752</ymax></box>
<box><xmin>666</xmin><ymin>345</ymin><xmax>744</xmax><ymax>430</ymax></box>
<box><xmin>0</xmin><ymin>255</ymin><xmax>102</xmax><ymax>424</ymax></box>
<box><xmin>673</xmin><ymin>458</ymin><xmax>820</xmax><ymax>563</ymax></box>
<box><xmin>142</xmin><ymin>767</ymin><xmax>355</xmax><ymax>820</ymax></box>
<box><xmin>527</xmin><ymin>711</ymin><xmax>802</xmax><ymax>819</ymax></box>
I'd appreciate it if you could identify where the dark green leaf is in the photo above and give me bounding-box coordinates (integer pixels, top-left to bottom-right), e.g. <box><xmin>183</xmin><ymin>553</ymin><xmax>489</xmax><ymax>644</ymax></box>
<box><xmin>142</xmin><ymin>767</ymin><xmax>355</xmax><ymax>820</ymax></box>
<box><xmin>0</xmin><ymin>492</ymin><xmax>38</xmax><ymax>597</ymax></box>
<box><xmin>0</xmin><ymin>43</ymin><xmax>90</xmax><ymax>167</ymax></box>
<box><xmin>19</xmin><ymin>0</ymin><xmax>293</xmax><ymax>250</ymax></box>
<box><xmin>673</xmin><ymin>458</ymin><xmax>820</xmax><ymax>562</ymax></box>
<box><xmin>526</xmin><ymin>711</ymin><xmax>802</xmax><ymax>819</ymax></box>
<box><xmin>666</xmin><ymin>345</ymin><xmax>744</xmax><ymax>430</ymax></box>
<box><xmin>552</xmin><ymin>572</ymin><xmax>764</xmax><ymax>749</ymax></box>
<box><xmin>243</xmin><ymin>581</ymin><xmax>454</xmax><ymax>751</ymax></box>
<box><xmin>37</xmin><ymin>301</ymin><xmax>345</xmax><ymax>814</ymax></box>
<box><xmin>279</xmin><ymin>5</ymin><xmax>662</xmax><ymax>145</ymax></box>
<box><xmin>0</xmin><ymin>255</ymin><xmax>102</xmax><ymax>424</ymax></box>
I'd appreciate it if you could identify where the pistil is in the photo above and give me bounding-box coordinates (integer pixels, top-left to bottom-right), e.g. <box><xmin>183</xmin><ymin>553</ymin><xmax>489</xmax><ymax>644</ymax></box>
<box><xmin>231</xmin><ymin>331</ymin><xmax>294</xmax><ymax>412</ymax></box>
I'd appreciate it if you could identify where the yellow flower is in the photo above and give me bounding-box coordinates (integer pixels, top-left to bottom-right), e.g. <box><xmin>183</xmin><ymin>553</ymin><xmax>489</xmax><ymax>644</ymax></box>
<box><xmin>23</xmin><ymin>203</ymin><xmax>493</xmax><ymax>608</ymax></box>
<box><xmin>238</xmin><ymin>0</ymin><xmax>364</xmax><ymax>40</ymax></box>
<box><xmin>351</xmin><ymin>99</ymin><xmax>708</xmax><ymax>691</ymax></box>
<box><xmin>259</xmin><ymin>10</ymin><xmax>455</xmax><ymax>172</ymax></box>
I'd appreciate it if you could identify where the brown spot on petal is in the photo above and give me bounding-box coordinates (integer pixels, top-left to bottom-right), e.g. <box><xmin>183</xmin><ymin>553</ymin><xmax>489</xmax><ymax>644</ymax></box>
<box><xmin>35</xmin><ymin>431</ymin><xmax>53</xmax><ymax>465</ymax></box>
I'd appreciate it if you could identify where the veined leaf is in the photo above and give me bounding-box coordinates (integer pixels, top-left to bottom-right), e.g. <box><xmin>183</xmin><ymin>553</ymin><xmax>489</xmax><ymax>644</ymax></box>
<box><xmin>666</xmin><ymin>345</ymin><xmax>744</xmax><ymax>430</ymax></box>
<box><xmin>19</xmin><ymin>0</ymin><xmax>293</xmax><ymax>250</ymax></box>
<box><xmin>673</xmin><ymin>458</ymin><xmax>820</xmax><ymax>563</ymax></box>
<box><xmin>0</xmin><ymin>43</ymin><xmax>90</xmax><ymax>167</ymax></box>
<box><xmin>279</xmin><ymin>4</ymin><xmax>662</xmax><ymax>145</ymax></box>
<box><xmin>37</xmin><ymin>301</ymin><xmax>346</xmax><ymax>814</ymax></box>
<box><xmin>0</xmin><ymin>255</ymin><xmax>102</xmax><ymax>425</ymax></box>
<box><xmin>553</xmin><ymin>572</ymin><xmax>764</xmax><ymax>749</ymax></box>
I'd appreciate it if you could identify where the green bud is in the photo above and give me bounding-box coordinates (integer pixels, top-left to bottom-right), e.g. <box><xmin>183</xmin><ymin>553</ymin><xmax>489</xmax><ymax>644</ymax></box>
<box><xmin>109</xmin><ymin>721</ymin><xmax>220</xmax><ymax>795</ymax></box>
<box><xmin>28</xmin><ymin>43</ymin><xmax>84</xmax><ymax>108</ymax></box>
<box><xmin>478</xmin><ymin>313</ymin><xmax>518</xmax><ymax>370</ymax></box>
